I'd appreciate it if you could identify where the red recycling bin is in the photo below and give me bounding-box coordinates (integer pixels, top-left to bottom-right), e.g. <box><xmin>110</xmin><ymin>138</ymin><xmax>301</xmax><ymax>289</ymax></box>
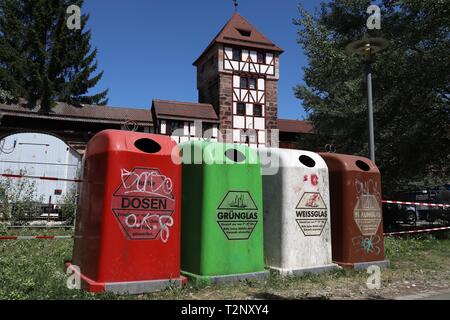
<box><xmin>69</xmin><ymin>130</ymin><xmax>185</xmax><ymax>294</ymax></box>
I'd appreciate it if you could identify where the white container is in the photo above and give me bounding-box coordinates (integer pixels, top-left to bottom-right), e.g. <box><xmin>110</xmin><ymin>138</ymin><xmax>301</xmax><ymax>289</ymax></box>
<box><xmin>258</xmin><ymin>148</ymin><xmax>337</xmax><ymax>276</ymax></box>
<box><xmin>0</xmin><ymin>132</ymin><xmax>81</xmax><ymax>205</ymax></box>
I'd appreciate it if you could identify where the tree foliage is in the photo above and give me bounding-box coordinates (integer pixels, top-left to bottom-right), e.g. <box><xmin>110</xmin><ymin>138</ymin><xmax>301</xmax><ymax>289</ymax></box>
<box><xmin>59</xmin><ymin>184</ymin><xmax>78</xmax><ymax>224</ymax></box>
<box><xmin>295</xmin><ymin>0</ymin><xmax>450</xmax><ymax>192</ymax></box>
<box><xmin>0</xmin><ymin>0</ymin><xmax>108</xmax><ymax>111</ymax></box>
<box><xmin>0</xmin><ymin>87</ymin><xmax>14</xmax><ymax>104</ymax></box>
<box><xmin>0</xmin><ymin>170</ymin><xmax>42</xmax><ymax>223</ymax></box>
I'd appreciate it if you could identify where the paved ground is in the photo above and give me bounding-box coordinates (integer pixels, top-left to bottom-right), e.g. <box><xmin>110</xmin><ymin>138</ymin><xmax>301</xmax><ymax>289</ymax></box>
<box><xmin>394</xmin><ymin>288</ymin><xmax>450</xmax><ymax>300</ymax></box>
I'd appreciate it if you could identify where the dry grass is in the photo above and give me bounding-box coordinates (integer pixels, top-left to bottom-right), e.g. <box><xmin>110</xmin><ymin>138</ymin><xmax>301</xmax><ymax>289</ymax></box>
<box><xmin>1</xmin><ymin>227</ymin><xmax>449</xmax><ymax>300</ymax></box>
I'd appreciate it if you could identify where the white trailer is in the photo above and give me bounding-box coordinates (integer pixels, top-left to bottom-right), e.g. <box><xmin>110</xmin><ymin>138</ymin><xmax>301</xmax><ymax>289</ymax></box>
<box><xmin>0</xmin><ymin>132</ymin><xmax>82</xmax><ymax>213</ymax></box>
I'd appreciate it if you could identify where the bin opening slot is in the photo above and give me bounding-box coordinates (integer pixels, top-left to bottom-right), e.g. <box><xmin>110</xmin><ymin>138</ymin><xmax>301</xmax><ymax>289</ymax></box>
<box><xmin>299</xmin><ymin>155</ymin><xmax>315</xmax><ymax>168</ymax></box>
<box><xmin>356</xmin><ymin>160</ymin><xmax>370</xmax><ymax>171</ymax></box>
<box><xmin>225</xmin><ymin>149</ymin><xmax>246</xmax><ymax>163</ymax></box>
<box><xmin>134</xmin><ymin>138</ymin><xmax>161</xmax><ymax>154</ymax></box>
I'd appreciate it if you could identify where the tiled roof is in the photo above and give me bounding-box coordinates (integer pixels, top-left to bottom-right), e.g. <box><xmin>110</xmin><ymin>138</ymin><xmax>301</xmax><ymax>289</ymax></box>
<box><xmin>194</xmin><ymin>13</ymin><xmax>283</xmax><ymax>65</ymax></box>
<box><xmin>152</xmin><ymin>99</ymin><xmax>219</xmax><ymax>122</ymax></box>
<box><xmin>0</xmin><ymin>102</ymin><xmax>153</xmax><ymax>125</ymax></box>
<box><xmin>278</xmin><ymin>119</ymin><xmax>313</xmax><ymax>134</ymax></box>
<box><xmin>0</xmin><ymin>102</ymin><xmax>313</xmax><ymax>134</ymax></box>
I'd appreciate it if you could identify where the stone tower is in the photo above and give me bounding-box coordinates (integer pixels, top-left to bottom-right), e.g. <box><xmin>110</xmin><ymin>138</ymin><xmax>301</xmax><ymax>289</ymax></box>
<box><xmin>193</xmin><ymin>13</ymin><xmax>283</xmax><ymax>147</ymax></box>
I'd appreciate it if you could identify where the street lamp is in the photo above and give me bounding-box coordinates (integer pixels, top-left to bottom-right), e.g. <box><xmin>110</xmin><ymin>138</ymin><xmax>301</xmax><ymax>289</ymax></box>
<box><xmin>345</xmin><ymin>37</ymin><xmax>389</xmax><ymax>163</ymax></box>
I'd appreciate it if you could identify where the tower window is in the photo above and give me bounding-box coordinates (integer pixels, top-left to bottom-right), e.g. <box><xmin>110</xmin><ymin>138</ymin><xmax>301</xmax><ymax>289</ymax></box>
<box><xmin>257</xmin><ymin>52</ymin><xmax>265</xmax><ymax>64</ymax></box>
<box><xmin>241</xmin><ymin>129</ymin><xmax>257</xmax><ymax>144</ymax></box>
<box><xmin>236</xmin><ymin>103</ymin><xmax>246</xmax><ymax>116</ymax></box>
<box><xmin>240</xmin><ymin>77</ymin><xmax>248</xmax><ymax>89</ymax></box>
<box><xmin>253</xmin><ymin>104</ymin><xmax>263</xmax><ymax>117</ymax></box>
<box><xmin>240</xmin><ymin>77</ymin><xmax>257</xmax><ymax>90</ymax></box>
<box><xmin>236</xmin><ymin>28</ymin><xmax>252</xmax><ymax>37</ymax></box>
<box><xmin>232</xmin><ymin>48</ymin><xmax>241</xmax><ymax>61</ymax></box>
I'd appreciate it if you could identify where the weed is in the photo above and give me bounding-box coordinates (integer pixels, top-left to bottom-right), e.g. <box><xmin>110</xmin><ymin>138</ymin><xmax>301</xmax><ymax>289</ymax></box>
<box><xmin>0</xmin><ymin>233</ymin><xmax>449</xmax><ymax>299</ymax></box>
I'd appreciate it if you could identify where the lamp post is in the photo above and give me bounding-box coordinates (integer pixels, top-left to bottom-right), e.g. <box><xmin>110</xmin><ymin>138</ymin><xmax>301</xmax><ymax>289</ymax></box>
<box><xmin>345</xmin><ymin>37</ymin><xmax>389</xmax><ymax>163</ymax></box>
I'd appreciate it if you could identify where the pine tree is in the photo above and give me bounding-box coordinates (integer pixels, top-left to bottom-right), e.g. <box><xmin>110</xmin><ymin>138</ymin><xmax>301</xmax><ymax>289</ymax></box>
<box><xmin>0</xmin><ymin>0</ymin><xmax>108</xmax><ymax>112</ymax></box>
<box><xmin>0</xmin><ymin>88</ymin><xmax>14</xmax><ymax>103</ymax></box>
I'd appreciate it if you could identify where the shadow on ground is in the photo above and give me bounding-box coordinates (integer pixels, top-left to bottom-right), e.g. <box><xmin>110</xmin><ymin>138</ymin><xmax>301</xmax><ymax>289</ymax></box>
<box><xmin>252</xmin><ymin>292</ymin><xmax>330</xmax><ymax>300</ymax></box>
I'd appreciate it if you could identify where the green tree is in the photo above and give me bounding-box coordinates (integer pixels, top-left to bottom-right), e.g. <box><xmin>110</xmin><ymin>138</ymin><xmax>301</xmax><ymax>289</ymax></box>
<box><xmin>0</xmin><ymin>88</ymin><xmax>14</xmax><ymax>103</ymax></box>
<box><xmin>59</xmin><ymin>184</ymin><xmax>78</xmax><ymax>224</ymax></box>
<box><xmin>295</xmin><ymin>0</ymin><xmax>450</xmax><ymax>193</ymax></box>
<box><xmin>0</xmin><ymin>170</ymin><xmax>42</xmax><ymax>223</ymax></box>
<box><xmin>0</xmin><ymin>0</ymin><xmax>108</xmax><ymax>112</ymax></box>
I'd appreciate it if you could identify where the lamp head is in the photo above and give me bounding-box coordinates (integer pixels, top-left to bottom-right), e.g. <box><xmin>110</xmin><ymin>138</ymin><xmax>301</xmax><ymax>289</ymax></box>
<box><xmin>345</xmin><ymin>37</ymin><xmax>389</xmax><ymax>61</ymax></box>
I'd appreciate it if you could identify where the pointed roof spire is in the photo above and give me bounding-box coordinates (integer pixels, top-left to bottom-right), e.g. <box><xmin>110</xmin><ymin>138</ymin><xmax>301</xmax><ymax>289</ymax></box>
<box><xmin>194</xmin><ymin>12</ymin><xmax>283</xmax><ymax>65</ymax></box>
<box><xmin>233</xmin><ymin>0</ymin><xmax>239</xmax><ymax>12</ymax></box>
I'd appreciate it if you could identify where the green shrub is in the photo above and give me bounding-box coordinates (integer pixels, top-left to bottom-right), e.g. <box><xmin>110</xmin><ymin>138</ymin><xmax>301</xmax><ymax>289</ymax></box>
<box><xmin>0</xmin><ymin>171</ymin><xmax>42</xmax><ymax>223</ymax></box>
<box><xmin>0</xmin><ymin>223</ymin><xmax>7</xmax><ymax>235</ymax></box>
<box><xmin>59</xmin><ymin>185</ymin><xmax>78</xmax><ymax>224</ymax></box>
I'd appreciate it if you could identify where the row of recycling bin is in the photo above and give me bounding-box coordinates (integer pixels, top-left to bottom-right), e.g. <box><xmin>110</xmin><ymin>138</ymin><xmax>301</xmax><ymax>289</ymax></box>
<box><xmin>69</xmin><ymin>130</ymin><xmax>389</xmax><ymax>294</ymax></box>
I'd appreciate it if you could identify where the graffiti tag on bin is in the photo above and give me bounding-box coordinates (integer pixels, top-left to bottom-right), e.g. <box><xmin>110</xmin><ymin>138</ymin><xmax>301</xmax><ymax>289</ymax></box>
<box><xmin>112</xmin><ymin>167</ymin><xmax>175</xmax><ymax>242</ymax></box>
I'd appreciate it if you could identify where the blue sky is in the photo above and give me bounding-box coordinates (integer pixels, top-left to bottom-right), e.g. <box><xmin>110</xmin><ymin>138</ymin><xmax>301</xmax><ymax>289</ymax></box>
<box><xmin>83</xmin><ymin>0</ymin><xmax>322</xmax><ymax>120</ymax></box>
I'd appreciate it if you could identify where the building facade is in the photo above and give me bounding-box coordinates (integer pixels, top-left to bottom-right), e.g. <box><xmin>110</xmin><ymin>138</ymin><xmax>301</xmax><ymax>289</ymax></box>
<box><xmin>150</xmin><ymin>13</ymin><xmax>312</xmax><ymax>148</ymax></box>
<box><xmin>0</xmin><ymin>12</ymin><xmax>312</xmax><ymax>154</ymax></box>
<box><xmin>0</xmin><ymin>102</ymin><xmax>153</xmax><ymax>154</ymax></box>
<box><xmin>192</xmin><ymin>13</ymin><xmax>283</xmax><ymax>148</ymax></box>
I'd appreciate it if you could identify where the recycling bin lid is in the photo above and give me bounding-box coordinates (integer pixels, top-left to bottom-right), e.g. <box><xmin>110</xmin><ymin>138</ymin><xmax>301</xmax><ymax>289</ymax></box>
<box><xmin>259</xmin><ymin>148</ymin><xmax>327</xmax><ymax>169</ymax></box>
<box><xmin>319</xmin><ymin>153</ymin><xmax>379</xmax><ymax>173</ymax></box>
<box><xmin>179</xmin><ymin>141</ymin><xmax>259</xmax><ymax>165</ymax></box>
<box><xmin>85</xmin><ymin>130</ymin><xmax>177</xmax><ymax>158</ymax></box>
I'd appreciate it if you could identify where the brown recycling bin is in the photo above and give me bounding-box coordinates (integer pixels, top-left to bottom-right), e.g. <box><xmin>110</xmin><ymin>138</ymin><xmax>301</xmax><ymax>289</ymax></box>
<box><xmin>319</xmin><ymin>153</ymin><xmax>389</xmax><ymax>269</ymax></box>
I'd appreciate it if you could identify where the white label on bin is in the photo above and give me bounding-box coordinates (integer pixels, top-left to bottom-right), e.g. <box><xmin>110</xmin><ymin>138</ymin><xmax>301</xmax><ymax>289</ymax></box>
<box><xmin>112</xmin><ymin>167</ymin><xmax>175</xmax><ymax>241</ymax></box>
<box><xmin>353</xmin><ymin>194</ymin><xmax>382</xmax><ymax>236</ymax></box>
<box><xmin>295</xmin><ymin>192</ymin><xmax>328</xmax><ymax>237</ymax></box>
<box><xmin>216</xmin><ymin>191</ymin><xmax>259</xmax><ymax>240</ymax></box>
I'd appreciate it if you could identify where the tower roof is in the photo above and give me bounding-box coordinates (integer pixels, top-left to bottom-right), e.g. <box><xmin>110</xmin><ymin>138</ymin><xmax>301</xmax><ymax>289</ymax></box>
<box><xmin>194</xmin><ymin>12</ymin><xmax>283</xmax><ymax>65</ymax></box>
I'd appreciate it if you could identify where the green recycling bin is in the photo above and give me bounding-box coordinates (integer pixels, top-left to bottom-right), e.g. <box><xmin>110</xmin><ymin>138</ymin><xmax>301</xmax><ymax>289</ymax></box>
<box><xmin>180</xmin><ymin>141</ymin><xmax>268</xmax><ymax>284</ymax></box>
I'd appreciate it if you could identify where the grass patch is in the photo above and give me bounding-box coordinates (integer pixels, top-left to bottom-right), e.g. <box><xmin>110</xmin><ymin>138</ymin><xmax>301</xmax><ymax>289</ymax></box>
<box><xmin>0</xmin><ymin>231</ymin><xmax>449</xmax><ymax>300</ymax></box>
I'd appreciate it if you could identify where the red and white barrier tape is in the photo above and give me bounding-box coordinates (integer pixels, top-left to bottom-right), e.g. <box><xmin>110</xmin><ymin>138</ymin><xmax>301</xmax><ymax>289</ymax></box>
<box><xmin>0</xmin><ymin>235</ymin><xmax>73</xmax><ymax>241</ymax></box>
<box><xmin>384</xmin><ymin>226</ymin><xmax>450</xmax><ymax>236</ymax></box>
<box><xmin>6</xmin><ymin>226</ymin><xmax>74</xmax><ymax>229</ymax></box>
<box><xmin>383</xmin><ymin>200</ymin><xmax>450</xmax><ymax>208</ymax></box>
<box><xmin>1</xmin><ymin>173</ymin><xmax>82</xmax><ymax>183</ymax></box>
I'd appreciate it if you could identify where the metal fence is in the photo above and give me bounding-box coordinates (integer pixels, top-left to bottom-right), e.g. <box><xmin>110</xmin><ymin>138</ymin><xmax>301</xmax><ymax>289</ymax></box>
<box><xmin>0</xmin><ymin>173</ymin><xmax>79</xmax><ymax>227</ymax></box>
<box><xmin>0</xmin><ymin>174</ymin><xmax>79</xmax><ymax>227</ymax></box>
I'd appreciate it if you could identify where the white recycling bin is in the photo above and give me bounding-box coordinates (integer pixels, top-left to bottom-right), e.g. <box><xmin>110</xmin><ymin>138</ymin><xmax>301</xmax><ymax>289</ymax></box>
<box><xmin>258</xmin><ymin>148</ymin><xmax>338</xmax><ymax>276</ymax></box>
